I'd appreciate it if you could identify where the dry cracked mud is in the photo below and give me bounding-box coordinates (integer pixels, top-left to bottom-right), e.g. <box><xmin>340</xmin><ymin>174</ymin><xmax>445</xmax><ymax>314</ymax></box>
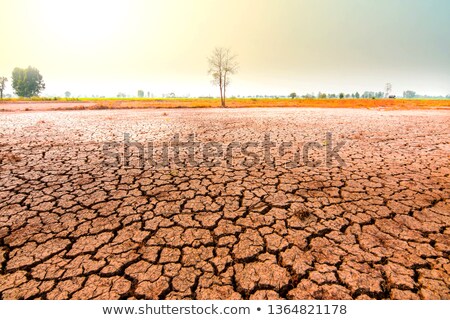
<box><xmin>0</xmin><ymin>108</ymin><xmax>449</xmax><ymax>300</ymax></box>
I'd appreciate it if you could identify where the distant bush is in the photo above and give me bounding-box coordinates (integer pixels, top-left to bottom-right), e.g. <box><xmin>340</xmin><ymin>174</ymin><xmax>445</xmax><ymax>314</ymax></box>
<box><xmin>12</xmin><ymin>66</ymin><xmax>45</xmax><ymax>97</ymax></box>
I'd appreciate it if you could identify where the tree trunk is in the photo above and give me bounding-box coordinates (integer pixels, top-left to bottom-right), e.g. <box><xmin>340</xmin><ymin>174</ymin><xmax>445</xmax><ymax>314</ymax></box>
<box><xmin>223</xmin><ymin>73</ymin><xmax>227</xmax><ymax>108</ymax></box>
<box><xmin>219</xmin><ymin>74</ymin><xmax>224</xmax><ymax>108</ymax></box>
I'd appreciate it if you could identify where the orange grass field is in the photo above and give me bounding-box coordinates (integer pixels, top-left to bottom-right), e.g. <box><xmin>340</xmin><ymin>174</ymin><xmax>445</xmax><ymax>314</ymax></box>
<box><xmin>0</xmin><ymin>98</ymin><xmax>449</xmax><ymax>111</ymax></box>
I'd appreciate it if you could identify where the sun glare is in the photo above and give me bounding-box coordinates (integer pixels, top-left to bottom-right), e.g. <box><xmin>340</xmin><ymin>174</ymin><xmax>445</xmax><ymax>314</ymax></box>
<box><xmin>38</xmin><ymin>0</ymin><xmax>127</xmax><ymax>47</ymax></box>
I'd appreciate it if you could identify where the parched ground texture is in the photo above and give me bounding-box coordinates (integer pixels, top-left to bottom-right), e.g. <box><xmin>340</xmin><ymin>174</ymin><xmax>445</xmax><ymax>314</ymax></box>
<box><xmin>0</xmin><ymin>107</ymin><xmax>449</xmax><ymax>300</ymax></box>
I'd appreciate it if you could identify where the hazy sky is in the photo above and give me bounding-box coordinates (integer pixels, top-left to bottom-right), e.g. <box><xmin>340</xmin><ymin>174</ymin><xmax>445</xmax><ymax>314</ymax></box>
<box><xmin>1</xmin><ymin>0</ymin><xmax>449</xmax><ymax>97</ymax></box>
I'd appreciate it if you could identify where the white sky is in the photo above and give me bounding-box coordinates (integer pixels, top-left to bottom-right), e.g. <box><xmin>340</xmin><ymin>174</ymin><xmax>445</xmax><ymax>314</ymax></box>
<box><xmin>0</xmin><ymin>0</ymin><xmax>449</xmax><ymax>97</ymax></box>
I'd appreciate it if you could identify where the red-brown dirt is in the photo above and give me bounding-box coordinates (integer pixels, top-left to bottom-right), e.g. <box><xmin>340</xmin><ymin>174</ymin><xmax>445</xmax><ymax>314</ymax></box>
<box><xmin>0</xmin><ymin>107</ymin><xmax>449</xmax><ymax>299</ymax></box>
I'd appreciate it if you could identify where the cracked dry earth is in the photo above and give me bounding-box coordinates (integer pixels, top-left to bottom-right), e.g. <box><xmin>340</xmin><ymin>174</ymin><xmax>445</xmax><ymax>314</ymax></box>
<box><xmin>0</xmin><ymin>108</ymin><xmax>449</xmax><ymax>300</ymax></box>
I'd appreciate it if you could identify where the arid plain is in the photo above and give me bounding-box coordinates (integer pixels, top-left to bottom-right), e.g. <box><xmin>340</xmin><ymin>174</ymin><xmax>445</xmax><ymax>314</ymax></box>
<box><xmin>0</xmin><ymin>105</ymin><xmax>449</xmax><ymax>300</ymax></box>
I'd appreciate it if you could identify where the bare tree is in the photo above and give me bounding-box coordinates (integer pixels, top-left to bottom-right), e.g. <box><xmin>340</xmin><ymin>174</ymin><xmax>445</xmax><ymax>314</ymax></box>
<box><xmin>385</xmin><ymin>83</ymin><xmax>392</xmax><ymax>98</ymax></box>
<box><xmin>208</xmin><ymin>48</ymin><xmax>238</xmax><ymax>107</ymax></box>
<box><xmin>0</xmin><ymin>77</ymin><xmax>7</xmax><ymax>99</ymax></box>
